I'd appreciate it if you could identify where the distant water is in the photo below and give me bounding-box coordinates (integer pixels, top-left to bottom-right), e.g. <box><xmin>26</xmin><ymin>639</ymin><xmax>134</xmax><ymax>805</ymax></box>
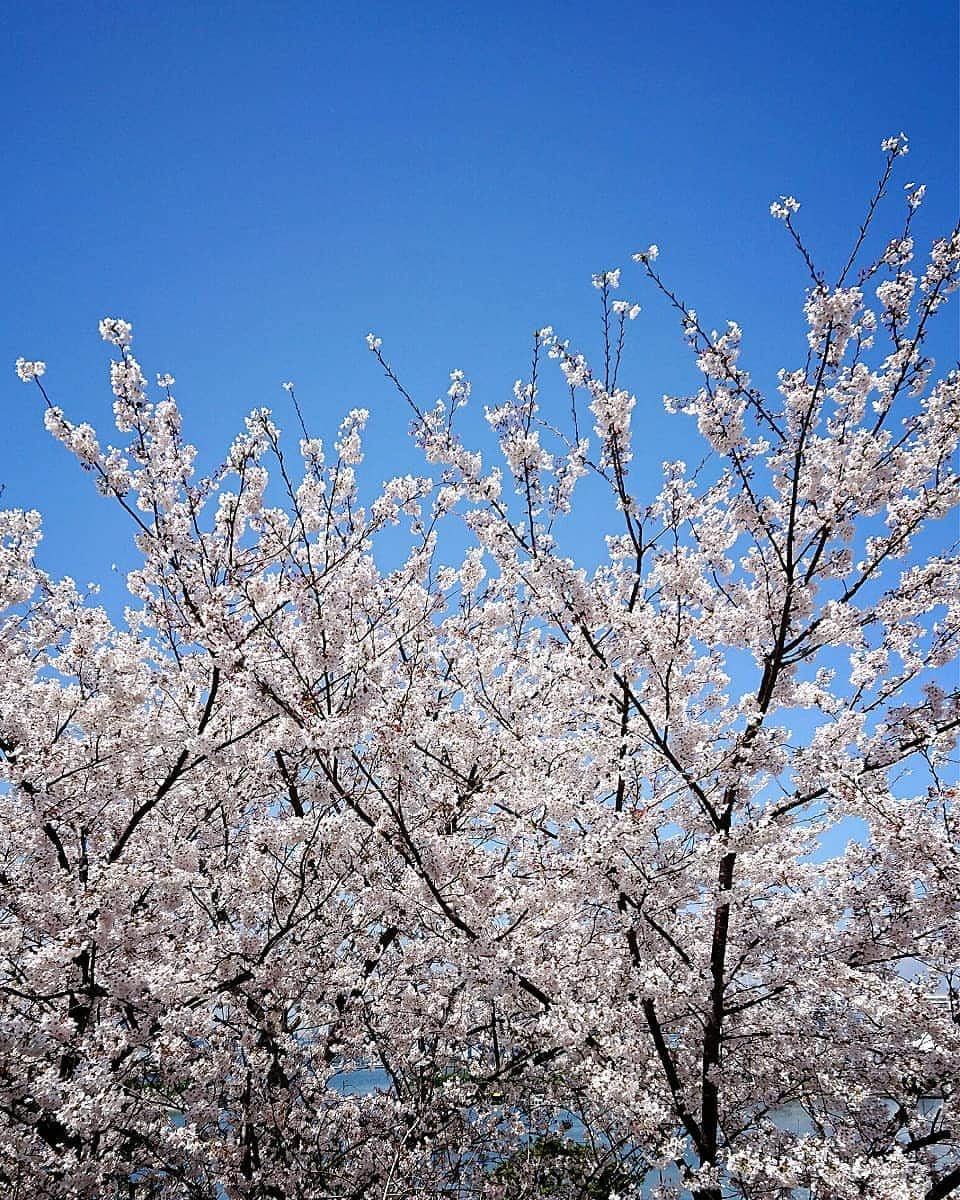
<box><xmin>323</xmin><ymin>1068</ymin><xmax>683</xmax><ymax>1196</ymax></box>
<box><xmin>167</xmin><ymin>1073</ymin><xmax>821</xmax><ymax>1198</ymax></box>
<box><xmin>328</xmin><ymin>1066</ymin><xmax>391</xmax><ymax>1095</ymax></box>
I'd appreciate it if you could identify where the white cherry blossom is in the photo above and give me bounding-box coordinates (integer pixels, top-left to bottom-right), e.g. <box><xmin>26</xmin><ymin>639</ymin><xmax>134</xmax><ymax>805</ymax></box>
<box><xmin>3</xmin><ymin>143</ymin><xmax>959</xmax><ymax>1200</ymax></box>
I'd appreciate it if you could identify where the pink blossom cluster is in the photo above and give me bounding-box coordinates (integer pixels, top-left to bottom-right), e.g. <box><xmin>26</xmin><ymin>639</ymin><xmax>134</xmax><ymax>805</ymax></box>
<box><xmin>4</xmin><ymin>144</ymin><xmax>959</xmax><ymax>1200</ymax></box>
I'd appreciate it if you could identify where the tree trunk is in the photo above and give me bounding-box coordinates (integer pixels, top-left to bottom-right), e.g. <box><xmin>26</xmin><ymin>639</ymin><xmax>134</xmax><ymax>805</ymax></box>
<box><xmin>693</xmin><ymin>845</ymin><xmax>737</xmax><ymax>1200</ymax></box>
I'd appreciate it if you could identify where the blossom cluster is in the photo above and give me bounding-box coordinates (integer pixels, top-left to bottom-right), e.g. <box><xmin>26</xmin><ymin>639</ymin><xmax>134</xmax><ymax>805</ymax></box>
<box><xmin>3</xmin><ymin>144</ymin><xmax>959</xmax><ymax>1200</ymax></box>
<box><xmin>15</xmin><ymin>357</ymin><xmax>45</xmax><ymax>382</ymax></box>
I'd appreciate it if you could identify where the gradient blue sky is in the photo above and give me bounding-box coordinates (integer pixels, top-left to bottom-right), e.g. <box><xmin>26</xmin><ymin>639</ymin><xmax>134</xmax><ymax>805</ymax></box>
<box><xmin>2</xmin><ymin>1</ymin><xmax>957</xmax><ymax>599</ymax></box>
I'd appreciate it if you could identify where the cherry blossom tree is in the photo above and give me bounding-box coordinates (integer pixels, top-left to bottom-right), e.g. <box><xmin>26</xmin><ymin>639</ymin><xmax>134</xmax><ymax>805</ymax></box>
<box><xmin>2</xmin><ymin>136</ymin><xmax>959</xmax><ymax>1200</ymax></box>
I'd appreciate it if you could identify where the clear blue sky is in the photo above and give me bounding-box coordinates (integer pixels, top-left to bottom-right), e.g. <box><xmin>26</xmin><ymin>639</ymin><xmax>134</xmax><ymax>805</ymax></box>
<box><xmin>2</xmin><ymin>1</ymin><xmax>957</xmax><ymax>597</ymax></box>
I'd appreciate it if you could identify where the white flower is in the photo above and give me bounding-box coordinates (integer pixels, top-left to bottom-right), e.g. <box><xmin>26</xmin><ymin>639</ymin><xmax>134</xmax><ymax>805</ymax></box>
<box><xmin>459</xmin><ymin>547</ymin><xmax>486</xmax><ymax>592</ymax></box>
<box><xmin>769</xmin><ymin>195</ymin><xmax>801</xmax><ymax>221</ymax></box>
<box><xmin>907</xmin><ymin>183</ymin><xmax>926</xmax><ymax>210</ymax></box>
<box><xmin>156</xmin><ymin>373</ymin><xmax>176</xmax><ymax>389</ymax></box>
<box><xmin>365</xmin><ymin>333</ymin><xmax>382</xmax><ymax>352</ymax></box>
<box><xmin>591</xmin><ymin>268</ymin><xmax>621</xmax><ymax>290</ymax></box>
<box><xmin>882</xmin><ymin>237</ymin><xmax>914</xmax><ymax>267</ymax></box>
<box><xmin>881</xmin><ymin>131</ymin><xmax>909</xmax><ymax>155</ymax></box>
<box><xmin>612</xmin><ymin>300</ymin><xmax>641</xmax><ymax>319</ymax></box>
<box><xmin>99</xmin><ymin>317</ymin><xmax>133</xmax><ymax>348</ymax></box>
<box><xmin>632</xmin><ymin>244</ymin><xmax>659</xmax><ymax>263</ymax></box>
<box><xmin>15</xmin><ymin>358</ymin><xmax>46</xmax><ymax>383</ymax></box>
<box><xmin>447</xmin><ymin>369</ymin><xmax>470</xmax><ymax>406</ymax></box>
<box><xmin>281</xmin><ymin>381</ymin><xmax>295</xmax><ymax>392</ymax></box>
